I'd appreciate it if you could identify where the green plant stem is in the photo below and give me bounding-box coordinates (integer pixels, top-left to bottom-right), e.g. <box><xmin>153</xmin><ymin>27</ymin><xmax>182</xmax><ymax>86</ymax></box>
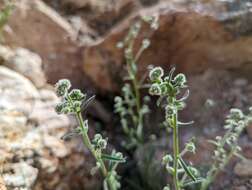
<box><xmin>132</xmin><ymin>75</ymin><xmax>143</xmax><ymax>141</ymax></box>
<box><xmin>200</xmin><ymin>142</ymin><xmax>237</xmax><ymax>190</ymax></box>
<box><xmin>76</xmin><ymin>112</ymin><xmax>116</xmax><ymax>190</ymax></box>
<box><xmin>173</xmin><ymin>112</ymin><xmax>181</xmax><ymax>190</ymax></box>
<box><xmin>126</xmin><ymin>44</ymin><xmax>143</xmax><ymax>143</ymax></box>
<box><xmin>200</xmin><ymin>123</ymin><xmax>245</xmax><ymax>190</ymax></box>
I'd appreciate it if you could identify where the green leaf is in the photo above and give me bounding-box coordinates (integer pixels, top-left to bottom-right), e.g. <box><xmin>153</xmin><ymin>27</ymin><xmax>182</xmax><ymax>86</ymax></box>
<box><xmin>178</xmin><ymin>157</ymin><xmax>197</xmax><ymax>181</ymax></box>
<box><xmin>61</xmin><ymin>127</ymin><xmax>81</xmax><ymax>140</ymax></box>
<box><xmin>101</xmin><ymin>153</ymin><xmax>126</xmax><ymax>163</ymax></box>
<box><xmin>167</xmin><ymin>67</ymin><xmax>176</xmax><ymax>83</ymax></box>
<box><xmin>181</xmin><ymin>178</ymin><xmax>205</xmax><ymax>188</ymax></box>
<box><xmin>178</xmin><ymin>89</ymin><xmax>190</xmax><ymax>102</ymax></box>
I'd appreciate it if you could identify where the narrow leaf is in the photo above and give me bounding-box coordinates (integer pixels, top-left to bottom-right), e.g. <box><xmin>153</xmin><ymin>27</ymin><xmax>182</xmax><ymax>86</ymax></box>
<box><xmin>168</xmin><ymin>67</ymin><xmax>176</xmax><ymax>82</ymax></box>
<box><xmin>81</xmin><ymin>95</ymin><xmax>96</xmax><ymax>111</ymax></box>
<box><xmin>61</xmin><ymin>127</ymin><xmax>81</xmax><ymax>140</ymax></box>
<box><xmin>181</xmin><ymin>178</ymin><xmax>205</xmax><ymax>188</ymax></box>
<box><xmin>178</xmin><ymin>90</ymin><xmax>190</xmax><ymax>101</ymax></box>
<box><xmin>178</xmin><ymin>121</ymin><xmax>194</xmax><ymax>126</ymax></box>
<box><xmin>101</xmin><ymin>153</ymin><xmax>126</xmax><ymax>163</ymax></box>
<box><xmin>178</xmin><ymin>157</ymin><xmax>197</xmax><ymax>181</ymax></box>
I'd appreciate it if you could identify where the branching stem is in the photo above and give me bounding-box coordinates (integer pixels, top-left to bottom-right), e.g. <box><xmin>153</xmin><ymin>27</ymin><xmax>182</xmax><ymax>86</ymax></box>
<box><xmin>173</xmin><ymin>112</ymin><xmax>180</xmax><ymax>190</ymax></box>
<box><xmin>76</xmin><ymin>112</ymin><xmax>116</xmax><ymax>190</ymax></box>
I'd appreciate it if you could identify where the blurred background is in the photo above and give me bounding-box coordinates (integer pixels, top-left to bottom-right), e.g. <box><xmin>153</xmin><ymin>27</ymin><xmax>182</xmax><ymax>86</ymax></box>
<box><xmin>0</xmin><ymin>0</ymin><xmax>252</xmax><ymax>190</ymax></box>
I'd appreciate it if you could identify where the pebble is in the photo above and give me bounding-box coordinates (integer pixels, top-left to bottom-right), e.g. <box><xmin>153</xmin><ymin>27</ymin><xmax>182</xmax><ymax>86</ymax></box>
<box><xmin>234</xmin><ymin>159</ymin><xmax>252</xmax><ymax>177</ymax></box>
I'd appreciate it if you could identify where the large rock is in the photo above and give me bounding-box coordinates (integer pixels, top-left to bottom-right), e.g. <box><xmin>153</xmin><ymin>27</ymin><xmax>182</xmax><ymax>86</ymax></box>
<box><xmin>0</xmin><ymin>66</ymin><xmax>99</xmax><ymax>190</ymax></box>
<box><xmin>77</xmin><ymin>0</ymin><xmax>139</xmax><ymax>35</ymax></box>
<box><xmin>48</xmin><ymin>0</ymin><xmax>139</xmax><ymax>36</ymax></box>
<box><xmin>0</xmin><ymin>66</ymin><xmax>39</xmax><ymax>114</ymax></box>
<box><xmin>2</xmin><ymin>0</ymin><xmax>86</xmax><ymax>88</ymax></box>
<box><xmin>0</xmin><ymin>45</ymin><xmax>46</xmax><ymax>88</ymax></box>
<box><xmin>83</xmin><ymin>3</ymin><xmax>252</xmax><ymax>91</ymax></box>
<box><xmin>0</xmin><ymin>176</ymin><xmax>7</xmax><ymax>190</ymax></box>
<box><xmin>3</xmin><ymin>162</ymin><xmax>38</xmax><ymax>189</ymax></box>
<box><xmin>3</xmin><ymin>0</ymin><xmax>252</xmax><ymax>92</ymax></box>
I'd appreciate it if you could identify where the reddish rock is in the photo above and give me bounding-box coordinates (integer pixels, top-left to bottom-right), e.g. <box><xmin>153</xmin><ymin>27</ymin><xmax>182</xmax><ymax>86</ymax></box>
<box><xmin>83</xmin><ymin>3</ymin><xmax>252</xmax><ymax>92</ymax></box>
<box><xmin>45</xmin><ymin>0</ymin><xmax>139</xmax><ymax>36</ymax></box>
<box><xmin>2</xmin><ymin>0</ymin><xmax>86</xmax><ymax>88</ymax></box>
<box><xmin>3</xmin><ymin>1</ymin><xmax>252</xmax><ymax>93</ymax></box>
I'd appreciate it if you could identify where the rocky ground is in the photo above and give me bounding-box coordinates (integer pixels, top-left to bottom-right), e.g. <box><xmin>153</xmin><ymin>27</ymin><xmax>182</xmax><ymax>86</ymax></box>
<box><xmin>0</xmin><ymin>0</ymin><xmax>252</xmax><ymax>190</ymax></box>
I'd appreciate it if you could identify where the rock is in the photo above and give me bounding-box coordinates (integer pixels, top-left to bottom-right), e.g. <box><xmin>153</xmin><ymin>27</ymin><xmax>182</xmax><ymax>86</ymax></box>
<box><xmin>234</xmin><ymin>159</ymin><xmax>252</xmax><ymax>177</ymax></box>
<box><xmin>82</xmin><ymin>2</ymin><xmax>252</xmax><ymax>92</ymax></box>
<box><xmin>0</xmin><ymin>176</ymin><xmax>7</xmax><ymax>190</ymax></box>
<box><xmin>4</xmin><ymin>0</ymin><xmax>252</xmax><ymax>93</ymax></box>
<box><xmin>61</xmin><ymin>0</ymin><xmax>90</xmax><ymax>9</ymax></box>
<box><xmin>0</xmin><ymin>45</ymin><xmax>46</xmax><ymax>88</ymax></box>
<box><xmin>56</xmin><ymin>0</ymin><xmax>139</xmax><ymax>36</ymax></box>
<box><xmin>3</xmin><ymin>162</ymin><xmax>38</xmax><ymax>189</ymax></box>
<box><xmin>140</xmin><ymin>0</ymin><xmax>159</xmax><ymax>6</ymax></box>
<box><xmin>81</xmin><ymin>0</ymin><xmax>139</xmax><ymax>35</ymax></box>
<box><xmin>67</xmin><ymin>15</ymin><xmax>98</xmax><ymax>44</ymax></box>
<box><xmin>0</xmin><ymin>66</ymin><xmax>39</xmax><ymax>114</ymax></box>
<box><xmin>43</xmin><ymin>134</ymin><xmax>69</xmax><ymax>158</ymax></box>
<box><xmin>82</xmin><ymin>8</ymin><xmax>229</xmax><ymax>91</ymax></box>
<box><xmin>0</xmin><ymin>65</ymin><xmax>99</xmax><ymax>189</ymax></box>
<box><xmin>29</xmin><ymin>88</ymin><xmax>72</xmax><ymax>132</ymax></box>
<box><xmin>2</xmin><ymin>0</ymin><xmax>86</xmax><ymax>88</ymax></box>
<box><xmin>0</xmin><ymin>110</ymin><xmax>28</xmax><ymax>143</ymax></box>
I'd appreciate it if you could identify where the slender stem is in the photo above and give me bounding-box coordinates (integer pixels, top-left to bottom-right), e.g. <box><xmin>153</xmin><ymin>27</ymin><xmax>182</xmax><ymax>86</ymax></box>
<box><xmin>76</xmin><ymin>112</ymin><xmax>108</xmax><ymax>177</ymax></box>
<box><xmin>77</xmin><ymin>112</ymin><xmax>117</xmax><ymax>190</ymax></box>
<box><xmin>126</xmin><ymin>46</ymin><xmax>143</xmax><ymax>143</ymax></box>
<box><xmin>108</xmin><ymin>180</ymin><xmax>116</xmax><ymax>190</ymax></box>
<box><xmin>173</xmin><ymin>112</ymin><xmax>180</xmax><ymax>190</ymax></box>
<box><xmin>132</xmin><ymin>75</ymin><xmax>143</xmax><ymax>142</ymax></box>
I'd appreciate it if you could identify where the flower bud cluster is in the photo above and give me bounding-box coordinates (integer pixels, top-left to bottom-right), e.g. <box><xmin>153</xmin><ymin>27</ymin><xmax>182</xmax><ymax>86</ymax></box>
<box><xmin>55</xmin><ymin>79</ymin><xmax>71</xmax><ymax>97</ymax></box>
<box><xmin>149</xmin><ymin>67</ymin><xmax>187</xmax><ymax>97</ymax></box>
<box><xmin>149</xmin><ymin>67</ymin><xmax>188</xmax><ymax>126</ymax></box>
<box><xmin>185</xmin><ymin>142</ymin><xmax>196</xmax><ymax>154</ymax></box>
<box><xmin>54</xmin><ymin>79</ymin><xmax>87</xmax><ymax>115</ymax></box>
<box><xmin>92</xmin><ymin>134</ymin><xmax>108</xmax><ymax>150</ymax></box>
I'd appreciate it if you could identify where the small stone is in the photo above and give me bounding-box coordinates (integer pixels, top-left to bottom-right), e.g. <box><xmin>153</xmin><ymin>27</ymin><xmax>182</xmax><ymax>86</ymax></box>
<box><xmin>234</xmin><ymin>159</ymin><xmax>252</xmax><ymax>177</ymax></box>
